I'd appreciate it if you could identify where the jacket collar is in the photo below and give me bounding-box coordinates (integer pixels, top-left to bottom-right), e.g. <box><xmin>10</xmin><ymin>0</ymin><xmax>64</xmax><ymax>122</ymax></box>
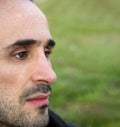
<box><xmin>47</xmin><ymin>109</ymin><xmax>68</xmax><ymax>127</ymax></box>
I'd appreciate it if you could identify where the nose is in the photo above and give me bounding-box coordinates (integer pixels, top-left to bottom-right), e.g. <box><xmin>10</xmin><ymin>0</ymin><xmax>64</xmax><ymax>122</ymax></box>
<box><xmin>31</xmin><ymin>53</ymin><xmax>57</xmax><ymax>85</ymax></box>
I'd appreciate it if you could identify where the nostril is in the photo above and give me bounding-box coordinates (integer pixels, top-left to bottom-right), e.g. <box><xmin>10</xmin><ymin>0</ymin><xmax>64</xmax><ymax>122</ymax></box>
<box><xmin>36</xmin><ymin>80</ymin><xmax>50</xmax><ymax>85</ymax></box>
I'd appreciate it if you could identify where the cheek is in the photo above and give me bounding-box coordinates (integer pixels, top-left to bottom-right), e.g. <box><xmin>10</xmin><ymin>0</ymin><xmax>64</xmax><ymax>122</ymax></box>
<box><xmin>0</xmin><ymin>64</ymin><xmax>29</xmax><ymax>92</ymax></box>
<box><xmin>0</xmin><ymin>68</ymin><xmax>19</xmax><ymax>88</ymax></box>
<box><xmin>0</xmin><ymin>67</ymin><xmax>27</xmax><ymax>103</ymax></box>
<box><xmin>0</xmin><ymin>61</ymin><xmax>32</xmax><ymax>104</ymax></box>
<box><xmin>0</xmin><ymin>69</ymin><xmax>20</xmax><ymax>100</ymax></box>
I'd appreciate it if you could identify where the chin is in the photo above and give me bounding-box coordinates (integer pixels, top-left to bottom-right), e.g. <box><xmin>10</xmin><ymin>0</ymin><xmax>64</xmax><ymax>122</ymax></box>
<box><xmin>38</xmin><ymin>105</ymin><xmax>49</xmax><ymax>114</ymax></box>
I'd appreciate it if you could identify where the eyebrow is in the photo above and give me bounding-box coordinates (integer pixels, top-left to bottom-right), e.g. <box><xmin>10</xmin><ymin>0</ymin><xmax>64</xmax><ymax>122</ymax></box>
<box><xmin>47</xmin><ymin>39</ymin><xmax>56</xmax><ymax>48</ymax></box>
<box><xmin>6</xmin><ymin>39</ymin><xmax>38</xmax><ymax>50</ymax></box>
<box><xmin>5</xmin><ymin>39</ymin><xmax>56</xmax><ymax>50</ymax></box>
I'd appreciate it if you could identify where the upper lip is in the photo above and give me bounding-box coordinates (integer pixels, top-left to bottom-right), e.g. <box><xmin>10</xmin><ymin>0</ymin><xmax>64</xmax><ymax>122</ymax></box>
<box><xmin>26</xmin><ymin>92</ymin><xmax>51</xmax><ymax>101</ymax></box>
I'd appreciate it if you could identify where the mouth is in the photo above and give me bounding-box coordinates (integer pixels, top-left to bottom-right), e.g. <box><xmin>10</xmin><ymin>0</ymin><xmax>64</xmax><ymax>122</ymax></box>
<box><xmin>26</xmin><ymin>92</ymin><xmax>50</xmax><ymax>107</ymax></box>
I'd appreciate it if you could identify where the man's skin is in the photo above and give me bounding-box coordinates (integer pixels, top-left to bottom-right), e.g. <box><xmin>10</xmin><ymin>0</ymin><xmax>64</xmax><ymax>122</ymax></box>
<box><xmin>0</xmin><ymin>0</ymin><xmax>57</xmax><ymax>127</ymax></box>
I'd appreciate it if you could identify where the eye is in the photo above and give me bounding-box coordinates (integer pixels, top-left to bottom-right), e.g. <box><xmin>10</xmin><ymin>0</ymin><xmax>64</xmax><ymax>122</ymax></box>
<box><xmin>12</xmin><ymin>51</ymin><xmax>29</xmax><ymax>60</ymax></box>
<box><xmin>45</xmin><ymin>50</ymin><xmax>51</xmax><ymax>58</ymax></box>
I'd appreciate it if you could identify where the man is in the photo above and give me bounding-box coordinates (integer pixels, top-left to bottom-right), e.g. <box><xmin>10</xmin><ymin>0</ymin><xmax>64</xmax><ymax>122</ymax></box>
<box><xmin>0</xmin><ymin>0</ymin><xmax>79</xmax><ymax>127</ymax></box>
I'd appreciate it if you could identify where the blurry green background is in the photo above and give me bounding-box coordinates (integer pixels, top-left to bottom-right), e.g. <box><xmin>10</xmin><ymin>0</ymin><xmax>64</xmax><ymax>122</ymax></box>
<box><xmin>37</xmin><ymin>0</ymin><xmax>120</xmax><ymax>127</ymax></box>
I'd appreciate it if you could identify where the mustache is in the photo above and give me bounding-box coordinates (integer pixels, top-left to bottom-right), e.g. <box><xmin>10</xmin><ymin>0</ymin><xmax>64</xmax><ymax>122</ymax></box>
<box><xmin>19</xmin><ymin>84</ymin><xmax>51</xmax><ymax>104</ymax></box>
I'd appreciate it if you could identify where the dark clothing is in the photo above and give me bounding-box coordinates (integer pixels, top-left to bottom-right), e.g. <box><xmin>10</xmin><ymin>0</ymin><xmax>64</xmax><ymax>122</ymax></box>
<box><xmin>47</xmin><ymin>110</ymin><xmax>79</xmax><ymax>127</ymax></box>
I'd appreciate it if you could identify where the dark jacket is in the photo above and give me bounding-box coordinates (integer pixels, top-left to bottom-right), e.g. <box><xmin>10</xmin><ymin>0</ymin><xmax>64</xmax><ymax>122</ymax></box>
<box><xmin>47</xmin><ymin>110</ymin><xmax>79</xmax><ymax>127</ymax></box>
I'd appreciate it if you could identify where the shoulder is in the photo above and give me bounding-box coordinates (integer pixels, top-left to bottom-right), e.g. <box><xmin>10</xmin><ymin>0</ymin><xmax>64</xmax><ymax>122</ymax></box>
<box><xmin>48</xmin><ymin>109</ymin><xmax>80</xmax><ymax>127</ymax></box>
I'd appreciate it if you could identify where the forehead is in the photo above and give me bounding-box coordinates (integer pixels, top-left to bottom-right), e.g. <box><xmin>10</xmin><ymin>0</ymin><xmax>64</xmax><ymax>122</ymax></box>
<box><xmin>0</xmin><ymin>0</ymin><xmax>51</xmax><ymax>48</ymax></box>
<box><xmin>0</xmin><ymin>0</ymin><xmax>48</xmax><ymax>27</ymax></box>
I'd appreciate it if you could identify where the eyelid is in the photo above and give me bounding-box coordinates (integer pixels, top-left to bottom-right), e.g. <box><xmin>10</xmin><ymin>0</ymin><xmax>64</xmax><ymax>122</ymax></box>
<box><xmin>44</xmin><ymin>48</ymin><xmax>52</xmax><ymax>57</ymax></box>
<box><xmin>10</xmin><ymin>47</ymin><xmax>27</xmax><ymax>54</ymax></box>
<box><xmin>11</xmin><ymin>50</ymin><xmax>29</xmax><ymax>56</ymax></box>
<box><xmin>10</xmin><ymin>48</ymin><xmax>29</xmax><ymax>60</ymax></box>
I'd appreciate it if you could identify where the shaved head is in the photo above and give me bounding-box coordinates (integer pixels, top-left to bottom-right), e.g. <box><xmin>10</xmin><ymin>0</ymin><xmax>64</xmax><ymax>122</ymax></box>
<box><xmin>0</xmin><ymin>0</ymin><xmax>50</xmax><ymax>47</ymax></box>
<box><xmin>0</xmin><ymin>0</ymin><xmax>56</xmax><ymax>127</ymax></box>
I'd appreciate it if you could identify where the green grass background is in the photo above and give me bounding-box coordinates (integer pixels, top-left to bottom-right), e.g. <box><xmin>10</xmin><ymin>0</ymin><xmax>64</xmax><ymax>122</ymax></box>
<box><xmin>37</xmin><ymin>0</ymin><xmax>120</xmax><ymax>126</ymax></box>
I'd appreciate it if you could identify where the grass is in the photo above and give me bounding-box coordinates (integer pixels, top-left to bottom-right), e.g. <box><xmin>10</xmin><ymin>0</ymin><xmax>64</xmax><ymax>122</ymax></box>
<box><xmin>37</xmin><ymin>0</ymin><xmax>120</xmax><ymax>126</ymax></box>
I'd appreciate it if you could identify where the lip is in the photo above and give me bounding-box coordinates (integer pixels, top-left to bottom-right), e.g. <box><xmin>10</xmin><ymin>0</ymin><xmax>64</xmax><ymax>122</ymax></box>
<box><xmin>26</xmin><ymin>92</ymin><xmax>50</xmax><ymax>107</ymax></box>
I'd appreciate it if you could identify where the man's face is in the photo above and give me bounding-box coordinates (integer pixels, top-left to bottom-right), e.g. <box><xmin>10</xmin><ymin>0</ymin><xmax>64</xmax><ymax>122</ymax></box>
<box><xmin>0</xmin><ymin>0</ymin><xmax>56</xmax><ymax>127</ymax></box>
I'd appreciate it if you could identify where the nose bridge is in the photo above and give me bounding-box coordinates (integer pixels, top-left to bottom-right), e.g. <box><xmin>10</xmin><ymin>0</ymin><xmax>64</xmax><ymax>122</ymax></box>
<box><xmin>32</xmin><ymin>53</ymin><xmax>56</xmax><ymax>84</ymax></box>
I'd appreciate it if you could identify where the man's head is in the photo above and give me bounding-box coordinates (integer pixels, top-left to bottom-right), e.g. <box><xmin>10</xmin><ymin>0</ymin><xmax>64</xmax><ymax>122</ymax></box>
<box><xmin>0</xmin><ymin>0</ymin><xmax>56</xmax><ymax>127</ymax></box>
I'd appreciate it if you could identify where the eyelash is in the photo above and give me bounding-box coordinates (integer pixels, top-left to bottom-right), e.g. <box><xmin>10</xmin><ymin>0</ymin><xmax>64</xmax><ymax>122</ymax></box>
<box><xmin>44</xmin><ymin>50</ymin><xmax>51</xmax><ymax>58</ymax></box>
<box><xmin>11</xmin><ymin>49</ymin><xmax>51</xmax><ymax>60</ymax></box>
<box><xmin>11</xmin><ymin>50</ymin><xmax>29</xmax><ymax>60</ymax></box>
